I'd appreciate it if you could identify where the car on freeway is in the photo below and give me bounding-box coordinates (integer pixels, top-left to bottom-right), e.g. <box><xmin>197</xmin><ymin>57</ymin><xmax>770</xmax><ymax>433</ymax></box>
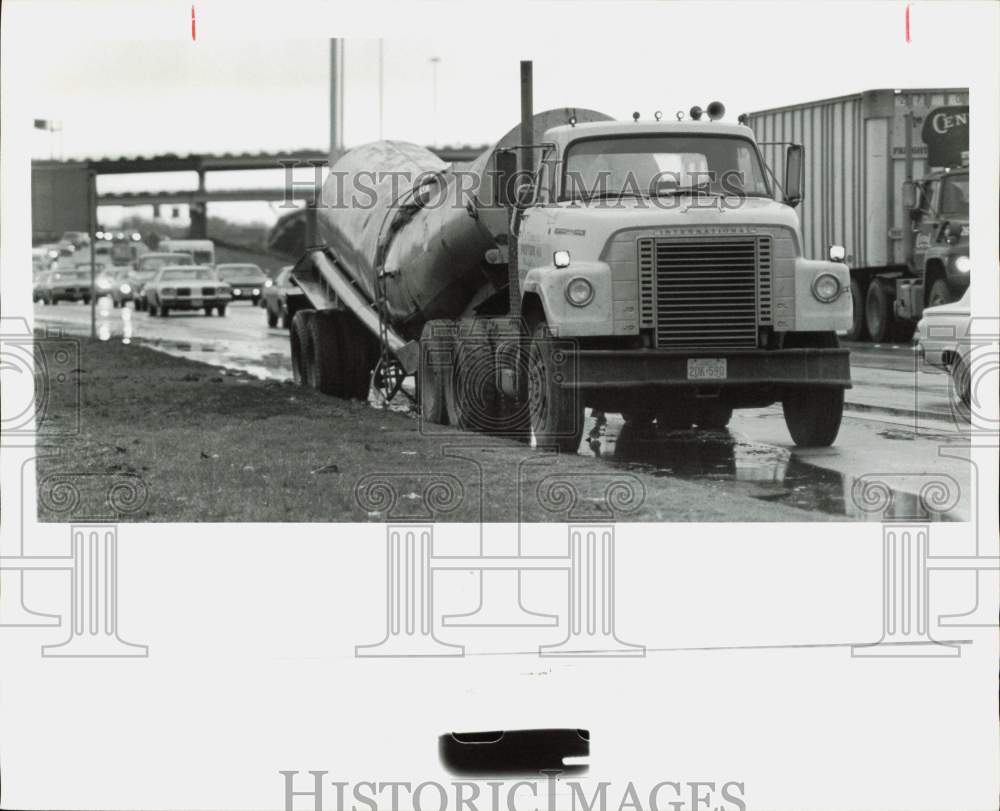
<box><xmin>215</xmin><ymin>263</ymin><xmax>268</xmax><ymax>305</ymax></box>
<box><xmin>32</xmin><ymin>247</ymin><xmax>55</xmax><ymax>274</ymax></box>
<box><xmin>61</xmin><ymin>231</ymin><xmax>91</xmax><ymax>250</ymax></box>
<box><xmin>915</xmin><ymin>288</ymin><xmax>972</xmax><ymax>417</ymax></box>
<box><xmin>33</xmin><ymin>270</ymin><xmax>55</xmax><ymax>303</ymax></box>
<box><xmin>130</xmin><ymin>252</ymin><xmax>196</xmax><ymax>310</ymax></box>
<box><xmin>143</xmin><ymin>265</ymin><xmax>231</xmax><ymax>317</ymax></box>
<box><xmin>95</xmin><ymin>268</ymin><xmax>136</xmax><ymax>307</ymax></box>
<box><xmin>38</xmin><ymin>268</ymin><xmax>93</xmax><ymax>305</ymax></box>
<box><xmin>261</xmin><ymin>265</ymin><xmax>309</xmax><ymax>328</ymax></box>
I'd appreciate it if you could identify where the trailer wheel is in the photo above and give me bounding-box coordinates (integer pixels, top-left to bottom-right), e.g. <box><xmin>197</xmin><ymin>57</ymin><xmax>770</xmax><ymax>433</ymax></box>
<box><xmin>845</xmin><ymin>278</ymin><xmax>868</xmax><ymax>341</ymax></box>
<box><xmin>782</xmin><ymin>387</ymin><xmax>844</xmax><ymax>447</ymax></box>
<box><xmin>527</xmin><ymin>320</ymin><xmax>584</xmax><ymax>453</ymax></box>
<box><xmin>864</xmin><ymin>280</ymin><xmax>893</xmax><ymax>342</ymax></box>
<box><xmin>290</xmin><ymin>309</ymin><xmax>316</xmax><ymax>386</ymax></box>
<box><xmin>309</xmin><ymin>310</ymin><xmax>344</xmax><ymax>396</ymax></box>
<box><xmin>335</xmin><ymin>310</ymin><xmax>377</xmax><ymax>400</ymax></box>
<box><xmin>419</xmin><ymin>320</ymin><xmax>456</xmax><ymax>426</ymax></box>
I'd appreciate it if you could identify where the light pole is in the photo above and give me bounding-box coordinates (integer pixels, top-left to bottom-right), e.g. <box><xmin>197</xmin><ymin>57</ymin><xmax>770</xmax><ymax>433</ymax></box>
<box><xmin>429</xmin><ymin>56</ymin><xmax>441</xmax><ymax>147</ymax></box>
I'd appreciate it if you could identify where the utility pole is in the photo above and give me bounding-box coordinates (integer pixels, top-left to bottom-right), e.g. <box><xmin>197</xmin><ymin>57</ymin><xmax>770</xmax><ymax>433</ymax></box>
<box><xmin>329</xmin><ymin>39</ymin><xmax>345</xmax><ymax>167</ymax></box>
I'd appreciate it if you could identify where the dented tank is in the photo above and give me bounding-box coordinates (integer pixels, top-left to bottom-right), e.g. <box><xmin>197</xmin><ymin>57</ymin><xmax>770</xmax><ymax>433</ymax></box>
<box><xmin>315</xmin><ymin>108</ymin><xmax>613</xmax><ymax>339</ymax></box>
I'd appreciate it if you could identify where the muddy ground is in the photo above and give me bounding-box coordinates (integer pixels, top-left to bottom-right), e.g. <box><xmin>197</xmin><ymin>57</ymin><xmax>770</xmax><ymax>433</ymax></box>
<box><xmin>33</xmin><ymin>336</ymin><xmax>824</xmax><ymax>522</ymax></box>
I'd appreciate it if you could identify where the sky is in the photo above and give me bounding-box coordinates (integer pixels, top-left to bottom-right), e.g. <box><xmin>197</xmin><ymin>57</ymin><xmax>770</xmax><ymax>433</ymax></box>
<box><xmin>18</xmin><ymin>2</ymin><xmax>993</xmax><ymax>225</ymax></box>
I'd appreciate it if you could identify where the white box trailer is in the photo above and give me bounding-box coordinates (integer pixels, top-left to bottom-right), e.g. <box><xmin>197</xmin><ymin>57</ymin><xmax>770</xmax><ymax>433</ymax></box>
<box><xmin>744</xmin><ymin>89</ymin><xmax>969</xmax><ymax>341</ymax></box>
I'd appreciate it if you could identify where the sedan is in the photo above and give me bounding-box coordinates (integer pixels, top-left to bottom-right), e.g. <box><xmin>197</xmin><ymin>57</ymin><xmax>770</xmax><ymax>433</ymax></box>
<box><xmin>262</xmin><ymin>265</ymin><xmax>308</xmax><ymax>329</ymax></box>
<box><xmin>915</xmin><ymin>288</ymin><xmax>972</xmax><ymax>417</ymax></box>
<box><xmin>144</xmin><ymin>266</ymin><xmax>231</xmax><ymax>317</ymax></box>
<box><xmin>95</xmin><ymin>268</ymin><xmax>136</xmax><ymax>307</ymax></box>
<box><xmin>216</xmin><ymin>263</ymin><xmax>268</xmax><ymax>305</ymax></box>
<box><xmin>40</xmin><ymin>269</ymin><xmax>94</xmax><ymax>304</ymax></box>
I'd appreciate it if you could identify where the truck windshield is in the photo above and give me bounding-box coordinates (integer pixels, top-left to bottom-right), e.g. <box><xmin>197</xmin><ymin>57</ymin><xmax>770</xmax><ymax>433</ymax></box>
<box><xmin>218</xmin><ymin>266</ymin><xmax>265</xmax><ymax>280</ymax></box>
<box><xmin>562</xmin><ymin>134</ymin><xmax>771</xmax><ymax>201</ymax></box>
<box><xmin>939</xmin><ymin>176</ymin><xmax>968</xmax><ymax>218</ymax></box>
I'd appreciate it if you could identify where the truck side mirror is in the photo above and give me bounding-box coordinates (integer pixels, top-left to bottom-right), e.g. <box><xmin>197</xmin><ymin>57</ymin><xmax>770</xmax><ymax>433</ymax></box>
<box><xmin>902</xmin><ymin>180</ymin><xmax>917</xmax><ymax>211</ymax></box>
<box><xmin>495</xmin><ymin>151</ymin><xmax>518</xmax><ymax>207</ymax></box>
<box><xmin>784</xmin><ymin>144</ymin><xmax>804</xmax><ymax>208</ymax></box>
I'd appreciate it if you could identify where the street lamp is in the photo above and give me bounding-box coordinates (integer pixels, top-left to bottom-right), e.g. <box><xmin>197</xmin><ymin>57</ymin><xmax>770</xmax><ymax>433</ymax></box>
<box><xmin>429</xmin><ymin>56</ymin><xmax>441</xmax><ymax>147</ymax></box>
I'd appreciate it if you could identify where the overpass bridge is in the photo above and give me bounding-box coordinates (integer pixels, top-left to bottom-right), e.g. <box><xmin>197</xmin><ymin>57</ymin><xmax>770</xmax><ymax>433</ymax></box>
<box><xmin>33</xmin><ymin>145</ymin><xmax>488</xmax><ymax>238</ymax></box>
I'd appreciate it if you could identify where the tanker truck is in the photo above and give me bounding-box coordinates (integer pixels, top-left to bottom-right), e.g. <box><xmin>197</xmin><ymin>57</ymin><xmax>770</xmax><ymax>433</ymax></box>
<box><xmin>744</xmin><ymin>89</ymin><xmax>969</xmax><ymax>343</ymax></box>
<box><xmin>288</xmin><ymin>62</ymin><xmax>853</xmax><ymax>452</ymax></box>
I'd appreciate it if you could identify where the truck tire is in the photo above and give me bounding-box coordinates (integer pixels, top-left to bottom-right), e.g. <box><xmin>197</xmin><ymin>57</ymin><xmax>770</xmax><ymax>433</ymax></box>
<box><xmin>927</xmin><ymin>279</ymin><xmax>952</xmax><ymax>308</ymax></box>
<box><xmin>419</xmin><ymin>320</ymin><xmax>456</xmax><ymax>426</ymax></box>
<box><xmin>290</xmin><ymin>309</ymin><xmax>316</xmax><ymax>386</ymax></box>
<box><xmin>308</xmin><ymin>310</ymin><xmax>343</xmax><ymax>396</ymax></box>
<box><xmin>845</xmin><ymin>278</ymin><xmax>868</xmax><ymax>341</ymax></box>
<box><xmin>782</xmin><ymin>387</ymin><xmax>844</xmax><ymax>447</ymax></box>
<box><xmin>335</xmin><ymin>310</ymin><xmax>377</xmax><ymax>400</ymax></box>
<box><xmin>451</xmin><ymin>332</ymin><xmax>502</xmax><ymax>432</ymax></box>
<box><xmin>527</xmin><ymin>320</ymin><xmax>584</xmax><ymax>453</ymax></box>
<box><xmin>864</xmin><ymin>280</ymin><xmax>893</xmax><ymax>342</ymax></box>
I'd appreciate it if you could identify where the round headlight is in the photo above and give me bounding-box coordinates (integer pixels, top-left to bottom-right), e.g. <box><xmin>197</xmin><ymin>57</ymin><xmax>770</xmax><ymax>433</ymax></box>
<box><xmin>252</xmin><ymin>288</ymin><xmax>261</xmax><ymax>295</ymax></box>
<box><xmin>120</xmin><ymin>283</ymin><xmax>132</xmax><ymax>294</ymax></box>
<box><xmin>565</xmin><ymin>277</ymin><xmax>594</xmax><ymax>307</ymax></box>
<box><xmin>955</xmin><ymin>255</ymin><xmax>970</xmax><ymax>273</ymax></box>
<box><xmin>811</xmin><ymin>273</ymin><xmax>841</xmax><ymax>303</ymax></box>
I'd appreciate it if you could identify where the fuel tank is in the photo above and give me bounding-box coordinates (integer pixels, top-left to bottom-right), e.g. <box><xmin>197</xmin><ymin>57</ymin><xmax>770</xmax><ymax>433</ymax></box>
<box><xmin>315</xmin><ymin>108</ymin><xmax>613</xmax><ymax>339</ymax></box>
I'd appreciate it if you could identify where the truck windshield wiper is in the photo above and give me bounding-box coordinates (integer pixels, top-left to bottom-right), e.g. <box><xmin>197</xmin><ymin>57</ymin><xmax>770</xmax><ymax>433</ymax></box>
<box><xmin>578</xmin><ymin>190</ymin><xmax>649</xmax><ymax>202</ymax></box>
<box><xmin>652</xmin><ymin>184</ymin><xmax>715</xmax><ymax>197</ymax></box>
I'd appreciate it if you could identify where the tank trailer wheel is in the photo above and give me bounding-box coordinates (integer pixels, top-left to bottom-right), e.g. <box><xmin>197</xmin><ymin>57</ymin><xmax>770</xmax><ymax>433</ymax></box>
<box><xmin>527</xmin><ymin>320</ymin><xmax>584</xmax><ymax>453</ymax></box>
<box><xmin>290</xmin><ymin>309</ymin><xmax>316</xmax><ymax>386</ymax></box>
<box><xmin>419</xmin><ymin>320</ymin><xmax>456</xmax><ymax>426</ymax></box>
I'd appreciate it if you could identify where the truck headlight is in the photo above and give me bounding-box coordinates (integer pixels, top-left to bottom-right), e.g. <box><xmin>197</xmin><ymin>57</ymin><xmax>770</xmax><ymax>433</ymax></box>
<box><xmin>828</xmin><ymin>244</ymin><xmax>846</xmax><ymax>262</ymax></box>
<box><xmin>553</xmin><ymin>250</ymin><xmax>571</xmax><ymax>268</ymax></box>
<box><xmin>954</xmin><ymin>255</ymin><xmax>970</xmax><ymax>273</ymax></box>
<box><xmin>811</xmin><ymin>273</ymin><xmax>842</xmax><ymax>303</ymax></box>
<box><xmin>565</xmin><ymin>277</ymin><xmax>594</xmax><ymax>307</ymax></box>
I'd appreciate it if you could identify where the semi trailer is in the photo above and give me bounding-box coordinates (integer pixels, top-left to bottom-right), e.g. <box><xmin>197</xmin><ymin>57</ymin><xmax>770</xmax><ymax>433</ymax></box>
<box><xmin>288</xmin><ymin>62</ymin><xmax>853</xmax><ymax>451</ymax></box>
<box><xmin>744</xmin><ymin>89</ymin><xmax>969</xmax><ymax>342</ymax></box>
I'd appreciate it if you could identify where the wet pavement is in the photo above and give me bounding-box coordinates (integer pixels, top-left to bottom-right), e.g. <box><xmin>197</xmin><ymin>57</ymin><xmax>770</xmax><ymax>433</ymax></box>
<box><xmin>35</xmin><ymin>300</ymin><xmax>972</xmax><ymax>521</ymax></box>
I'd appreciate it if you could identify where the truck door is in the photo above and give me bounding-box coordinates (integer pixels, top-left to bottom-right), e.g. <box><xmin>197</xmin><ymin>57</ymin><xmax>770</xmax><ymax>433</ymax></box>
<box><xmin>911</xmin><ymin>178</ymin><xmax>940</xmax><ymax>272</ymax></box>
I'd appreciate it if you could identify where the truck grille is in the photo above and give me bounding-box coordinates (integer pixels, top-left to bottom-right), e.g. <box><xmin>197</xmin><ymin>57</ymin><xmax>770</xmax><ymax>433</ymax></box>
<box><xmin>639</xmin><ymin>236</ymin><xmax>769</xmax><ymax>350</ymax></box>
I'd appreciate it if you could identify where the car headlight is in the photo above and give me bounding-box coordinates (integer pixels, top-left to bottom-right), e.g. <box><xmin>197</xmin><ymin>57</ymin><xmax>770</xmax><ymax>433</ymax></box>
<box><xmin>553</xmin><ymin>250</ymin><xmax>571</xmax><ymax>268</ymax></box>
<box><xmin>811</xmin><ymin>273</ymin><xmax>842</xmax><ymax>303</ymax></box>
<box><xmin>954</xmin><ymin>255</ymin><xmax>970</xmax><ymax>273</ymax></box>
<box><xmin>97</xmin><ymin>278</ymin><xmax>112</xmax><ymax>290</ymax></box>
<box><xmin>264</xmin><ymin>279</ymin><xmax>274</xmax><ymax>288</ymax></box>
<box><xmin>828</xmin><ymin>244</ymin><xmax>846</xmax><ymax>262</ymax></box>
<box><xmin>233</xmin><ymin>288</ymin><xmax>242</xmax><ymax>295</ymax></box>
<box><xmin>120</xmin><ymin>283</ymin><xmax>132</xmax><ymax>294</ymax></box>
<box><xmin>565</xmin><ymin>277</ymin><xmax>594</xmax><ymax>307</ymax></box>
<box><xmin>252</xmin><ymin>288</ymin><xmax>261</xmax><ymax>295</ymax></box>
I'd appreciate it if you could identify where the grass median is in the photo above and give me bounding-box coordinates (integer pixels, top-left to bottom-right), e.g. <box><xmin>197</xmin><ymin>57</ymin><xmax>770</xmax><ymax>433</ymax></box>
<box><xmin>34</xmin><ymin>335</ymin><xmax>817</xmax><ymax>522</ymax></box>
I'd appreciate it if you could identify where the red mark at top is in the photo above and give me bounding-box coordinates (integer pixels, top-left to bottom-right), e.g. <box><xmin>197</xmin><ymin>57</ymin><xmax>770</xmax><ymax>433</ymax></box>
<box><xmin>191</xmin><ymin>5</ymin><xmax>197</xmax><ymax>41</ymax></box>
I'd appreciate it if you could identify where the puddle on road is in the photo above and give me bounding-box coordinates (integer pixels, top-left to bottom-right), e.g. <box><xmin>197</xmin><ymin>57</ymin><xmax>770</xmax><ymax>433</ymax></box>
<box><xmin>582</xmin><ymin>416</ymin><xmax>963</xmax><ymax>521</ymax></box>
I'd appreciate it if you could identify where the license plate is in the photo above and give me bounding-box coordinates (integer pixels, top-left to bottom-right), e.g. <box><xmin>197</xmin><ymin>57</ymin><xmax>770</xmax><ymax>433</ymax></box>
<box><xmin>687</xmin><ymin>358</ymin><xmax>727</xmax><ymax>380</ymax></box>
<box><xmin>191</xmin><ymin>299</ymin><xmax>203</xmax><ymax>307</ymax></box>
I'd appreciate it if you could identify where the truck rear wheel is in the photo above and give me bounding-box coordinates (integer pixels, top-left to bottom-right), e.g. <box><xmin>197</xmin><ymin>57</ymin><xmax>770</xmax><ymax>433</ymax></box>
<box><xmin>782</xmin><ymin>387</ymin><xmax>844</xmax><ymax>447</ymax></box>
<box><xmin>864</xmin><ymin>280</ymin><xmax>893</xmax><ymax>342</ymax></box>
<box><xmin>527</xmin><ymin>320</ymin><xmax>584</xmax><ymax>453</ymax></box>
<box><xmin>419</xmin><ymin>320</ymin><xmax>456</xmax><ymax>426</ymax></box>
<box><xmin>290</xmin><ymin>309</ymin><xmax>316</xmax><ymax>386</ymax></box>
<box><xmin>451</xmin><ymin>333</ymin><xmax>502</xmax><ymax>432</ymax></box>
<box><xmin>845</xmin><ymin>278</ymin><xmax>868</xmax><ymax>341</ymax></box>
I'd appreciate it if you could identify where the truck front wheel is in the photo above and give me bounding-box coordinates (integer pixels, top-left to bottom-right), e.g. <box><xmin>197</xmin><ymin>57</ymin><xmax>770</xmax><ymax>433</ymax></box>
<box><xmin>527</xmin><ymin>321</ymin><xmax>584</xmax><ymax>453</ymax></box>
<box><xmin>865</xmin><ymin>281</ymin><xmax>893</xmax><ymax>342</ymax></box>
<box><xmin>419</xmin><ymin>320</ymin><xmax>456</xmax><ymax>426</ymax></box>
<box><xmin>782</xmin><ymin>387</ymin><xmax>844</xmax><ymax>447</ymax></box>
<box><xmin>845</xmin><ymin>279</ymin><xmax>868</xmax><ymax>341</ymax></box>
